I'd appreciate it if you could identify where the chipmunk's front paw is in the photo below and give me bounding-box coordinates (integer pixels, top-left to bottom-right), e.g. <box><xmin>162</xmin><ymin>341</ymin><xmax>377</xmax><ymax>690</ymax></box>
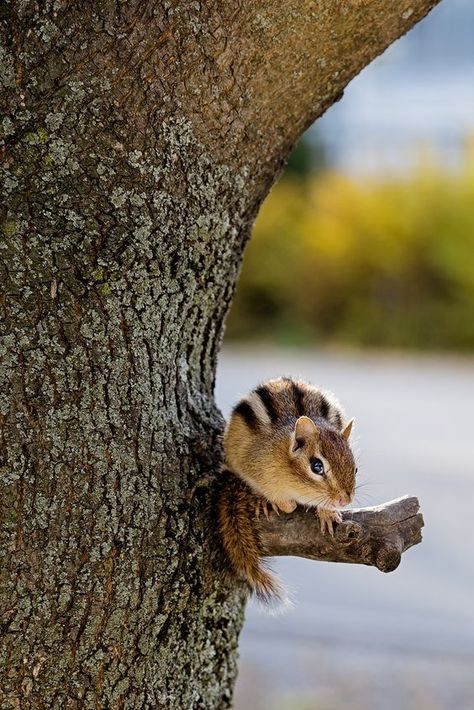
<box><xmin>317</xmin><ymin>507</ymin><xmax>342</xmax><ymax>536</ymax></box>
<box><xmin>255</xmin><ymin>497</ymin><xmax>272</xmax><ymax>520</ymax></box>
<box><xmin>255</xmin><ymin>497</ymin><xmax>296</xmax><ymax>519</ymax></box>
<box><xmin>273</xmin><ymin>499</ymin><xmax>297</xmax><ymax>514</ymax></box>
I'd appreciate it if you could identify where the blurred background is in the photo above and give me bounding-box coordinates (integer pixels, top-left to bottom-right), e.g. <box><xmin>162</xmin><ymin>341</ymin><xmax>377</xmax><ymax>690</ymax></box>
<box><xmin>217</xmin><ymin>1</ymin><xmax>474</xmax><ymax>708</ymax></box>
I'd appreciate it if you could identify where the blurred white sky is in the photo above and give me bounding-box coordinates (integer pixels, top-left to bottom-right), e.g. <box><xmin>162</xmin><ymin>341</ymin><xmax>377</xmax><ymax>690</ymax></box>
<box><xmin>314</xmin><ymin>0</ymin><xmax>474</xmax><ymax>174</ymax></box>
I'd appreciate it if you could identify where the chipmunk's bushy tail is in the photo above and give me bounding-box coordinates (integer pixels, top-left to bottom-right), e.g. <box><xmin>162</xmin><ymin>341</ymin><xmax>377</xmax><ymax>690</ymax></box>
<box><xmin>218</xmin><ymin>470</ymin><xmax>288</xmax><ymax>608</ymax></box>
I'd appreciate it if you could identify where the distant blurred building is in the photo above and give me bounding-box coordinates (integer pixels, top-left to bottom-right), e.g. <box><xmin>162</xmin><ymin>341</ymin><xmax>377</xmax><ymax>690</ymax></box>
<box><xmin>313</xmin><ymin>0</ymin><xmax>474</xmax><ymax>174</ymax></box>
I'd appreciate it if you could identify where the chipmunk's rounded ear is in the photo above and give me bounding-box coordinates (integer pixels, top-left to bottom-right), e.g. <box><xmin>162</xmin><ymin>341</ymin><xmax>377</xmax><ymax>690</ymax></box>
<box><xmin>291</xmin><ymin>416</ymin><xmax>318</xmax><ymax>453</ymax></box>
<box><xmin>340</xmin><ymin>418</ymin><xmax>355</xmax><ymax>440</ymax></box>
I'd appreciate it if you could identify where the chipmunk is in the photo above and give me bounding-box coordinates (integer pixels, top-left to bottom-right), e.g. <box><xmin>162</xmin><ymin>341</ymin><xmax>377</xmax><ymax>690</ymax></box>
<box><xmin>218</xmin><ymin>376</ymin><xmax>357</xmax><ymax>604</ymax></box>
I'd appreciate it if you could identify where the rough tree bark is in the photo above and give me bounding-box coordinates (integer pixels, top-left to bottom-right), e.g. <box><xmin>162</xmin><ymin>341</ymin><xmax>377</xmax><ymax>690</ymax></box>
<box><xmin>0</xmin><ymin>2</ymin><xmax>440</xmax><ymax>708</ymax></box>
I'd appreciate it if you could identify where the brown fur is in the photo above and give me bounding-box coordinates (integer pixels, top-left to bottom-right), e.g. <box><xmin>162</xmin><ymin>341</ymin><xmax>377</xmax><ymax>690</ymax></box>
<box><xmin>218</xmin><ymin>470</ymin><xmax>286</xmax><ymax>604</ymax></box>
<box><xmin>219</xmin><ymin>377</ymin><xmax>357</xmax><ymax>603</ymax></box>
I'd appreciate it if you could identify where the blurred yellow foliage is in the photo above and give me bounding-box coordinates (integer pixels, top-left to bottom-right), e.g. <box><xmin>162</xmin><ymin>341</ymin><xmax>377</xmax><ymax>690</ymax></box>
<box><xmin>226</xmin><ymin>142</ymin><xmax>474</xmax><ymax>350</ymax></box>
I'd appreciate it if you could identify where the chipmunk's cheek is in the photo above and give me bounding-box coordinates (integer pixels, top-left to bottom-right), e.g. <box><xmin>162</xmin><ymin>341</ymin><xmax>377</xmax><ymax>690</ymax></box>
<box><xmin>328</xmin><ymin>486</ymin><xmax>343</xmax><ymax>505</ymax></box>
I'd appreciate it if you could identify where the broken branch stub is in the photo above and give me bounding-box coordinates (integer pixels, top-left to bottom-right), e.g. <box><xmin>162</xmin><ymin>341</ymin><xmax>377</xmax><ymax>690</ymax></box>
<box><xmin>256</xmin><ymin>496</ymin><xmax>423</xmax><ymax>573</ymax></box>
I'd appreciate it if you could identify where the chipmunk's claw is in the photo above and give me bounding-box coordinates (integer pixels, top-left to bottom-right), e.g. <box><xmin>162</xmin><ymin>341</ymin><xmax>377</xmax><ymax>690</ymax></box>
<box><xmin>317</xmin><ymin>507</ymin><xmax>342</xmax><ymax>536</ymax></box>
<box><xmin>255</xmin><ymin>498</ymin><xmax>296</xmax><ymax>519</ymax></box>
<box><xmin>255</xmin><ymin>497</ymin><xmax>271</xmax><ymax>520</ymax></box>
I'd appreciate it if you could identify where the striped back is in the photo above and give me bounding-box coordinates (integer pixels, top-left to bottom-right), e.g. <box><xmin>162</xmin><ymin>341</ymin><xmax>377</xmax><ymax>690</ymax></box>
<box><xmin>233</xmin><ymin>377</ymin><xmax>343</xmax><ymax>432</ymax></box>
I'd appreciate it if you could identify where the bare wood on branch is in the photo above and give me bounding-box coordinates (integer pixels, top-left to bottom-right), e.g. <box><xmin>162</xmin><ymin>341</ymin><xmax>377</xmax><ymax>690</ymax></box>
<box><xmin>256</xmin><ymin>496</ymin><xmax>423</xmax><ymax>573</ymax></box>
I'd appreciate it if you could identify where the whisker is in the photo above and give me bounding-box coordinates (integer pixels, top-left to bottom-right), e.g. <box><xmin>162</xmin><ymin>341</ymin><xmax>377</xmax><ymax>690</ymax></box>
<box><xmin>354</xmin><ymin>492</ymin><xmax>377</xmax><ymax>505</ymax></box>
<box><xmin>358</xmin><ymin>480</ymin><xmax>384</xmax><ymax>488</ymax></box>
<box><xmin>354</xmin><ymin>482</ymin><xmax>372</xmax><ymax>491</ymax></box>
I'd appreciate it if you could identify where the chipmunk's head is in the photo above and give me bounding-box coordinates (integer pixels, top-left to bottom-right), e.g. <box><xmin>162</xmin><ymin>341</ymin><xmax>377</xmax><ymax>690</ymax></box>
<box><xmin>288</xmin><ymin>416</ymin><xmax>356</xmax><ymax>508</ymax></box>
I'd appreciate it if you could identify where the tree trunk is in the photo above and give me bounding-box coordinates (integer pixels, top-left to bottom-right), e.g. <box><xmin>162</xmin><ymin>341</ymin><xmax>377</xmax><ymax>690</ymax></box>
<box><xmin>0</xmin><ymin>2</ymin><xmax>440</xmax><ymax>708</ymax></box>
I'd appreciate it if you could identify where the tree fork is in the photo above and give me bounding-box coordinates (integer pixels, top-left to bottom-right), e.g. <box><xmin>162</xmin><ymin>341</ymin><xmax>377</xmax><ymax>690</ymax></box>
<box><xmin>1</xmin><ymin>1</ymin><xmax>440</xmax><ymax>708</ymax></box>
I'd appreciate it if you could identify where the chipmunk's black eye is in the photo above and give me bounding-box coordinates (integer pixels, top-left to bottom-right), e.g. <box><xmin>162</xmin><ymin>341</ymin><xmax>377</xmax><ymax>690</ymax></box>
<box><xmin>310</xmin><ymin>458</ymin><xmax>325</xmax><ymax>475</ymax></box>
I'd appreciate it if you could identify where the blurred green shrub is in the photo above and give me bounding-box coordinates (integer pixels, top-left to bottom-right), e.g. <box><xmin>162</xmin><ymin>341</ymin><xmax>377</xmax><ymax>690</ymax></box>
<box><xmin>226</xmin><ymin>140</ymin><xmax>474</xmax><ymax>350</ymax></box>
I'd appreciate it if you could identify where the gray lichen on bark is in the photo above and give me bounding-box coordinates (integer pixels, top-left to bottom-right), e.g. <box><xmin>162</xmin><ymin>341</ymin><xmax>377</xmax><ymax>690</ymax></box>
<box><xmin>1</xmin><ymin>7</ymin><xmax>251</xmax><ymax>704</ymax></box>
<box><xmin>1</xmin><ymin>1</ymin><xmax>440</xmax><ymax>707</ymax></box>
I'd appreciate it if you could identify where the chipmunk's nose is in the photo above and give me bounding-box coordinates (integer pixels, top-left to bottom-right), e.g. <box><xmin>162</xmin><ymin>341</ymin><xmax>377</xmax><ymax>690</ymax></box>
<box><xmin>338</xmin><ymin>493</ymin><xmax>350</xmax><ymax>507</ymax></box>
